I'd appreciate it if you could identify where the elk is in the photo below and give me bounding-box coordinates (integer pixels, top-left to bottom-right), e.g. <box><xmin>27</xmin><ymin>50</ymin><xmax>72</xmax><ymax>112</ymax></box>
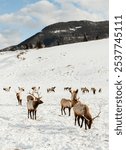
<box><xmin>31</xmin><ymin>86</ymin><xmax>40</xmax><ymax>94</ymax></box>
<box><xmin>18</xmin><ymin>87</ymin><xmax>25</xmax><ymax>92</ymax></box>
<box><xmin>98</xmin><ymin>88</ymin><xmax>102</xmax><ymax>93</ymax></box>
<box><xmin>27</xmin><ymin>92</ymin><xmax>43</xmax><ymax>120</ymax></box>
<box><xmin>47</xmin><ymin>86</ymin><xmax>56</xmax><ymax>93</ymax></box>
<box><xmin>16</xmin><ymin>87</ymin><xmax>24</xmax><ymax>105</ymax></box>
<box><xmin>81</xmin><ymin>87</ymin><xmax>89</xmax><ymax>93</ymax></box>
<box><xmin>73</xmin><ymin>102</ymin><xmax>101</xmax><ymax>129</ymax></box>
<box><xmin>16</xmin><ymin>92</ymin><xmax>22</xmax><ymax>105</ymax></box>
<box><xmin>91</xmin><ymin>87</ymin><xmax>96</xmax><ymax>94</ymax></box>
<box><xmin>60</xmin><ymin>99</ymin><xmax>72</xmax><ymax>116</ymax></box>
<box><xmin>70</xmin><ymin>89</ymin><xmax>101</xmax><ymax>130</ymax></box>
<box><xmin>3</xmin><ymin>86</ymin><xmax>11</xmax><ymax>92</ymax></box>
<box><xmin>64</xmin><ymin>87</ymin><xmax>71</xmax><ymax>92</ymax></box>
<box><xmin>60</xmin><ymin>89</ymin><xmax>79</xmax><ymax>116</ymax></box>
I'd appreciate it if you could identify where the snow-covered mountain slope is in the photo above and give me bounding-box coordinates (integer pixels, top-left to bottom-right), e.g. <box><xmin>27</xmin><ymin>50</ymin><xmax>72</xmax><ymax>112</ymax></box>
<box><xmin>0</xmin><ymin>39</ymin><xmax>109</xmax><ymax>150</ymax></box>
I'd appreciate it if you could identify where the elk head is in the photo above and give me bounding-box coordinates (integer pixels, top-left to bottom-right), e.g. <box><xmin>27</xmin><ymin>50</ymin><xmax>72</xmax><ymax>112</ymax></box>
<box><xmin>83</xmin><ymin>111</ymin><xmax>101</xmax><ymax>129</ymax></box>
<box><xmin>69</xmin><ymin>89</ymin><xmax>78</xmax><ymax>100</ymax></box>
<box><xmin>29</xmin><ymin>92</ymin><xmax>43</xmax><ymax>104</ymax></box>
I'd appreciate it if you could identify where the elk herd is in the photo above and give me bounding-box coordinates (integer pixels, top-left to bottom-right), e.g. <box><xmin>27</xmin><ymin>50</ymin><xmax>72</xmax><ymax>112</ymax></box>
<box><xmin>1</xmin><ymin>85</ymin><xmax>102</xmax><ymax>130</ymax></box>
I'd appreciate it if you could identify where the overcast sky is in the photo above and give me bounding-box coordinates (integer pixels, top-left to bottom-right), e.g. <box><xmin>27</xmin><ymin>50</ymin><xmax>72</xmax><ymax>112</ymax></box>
<box><xmin>0</xmin><ymin>0</ymin><xmax>109</xmax><ymax>49</ymax></box>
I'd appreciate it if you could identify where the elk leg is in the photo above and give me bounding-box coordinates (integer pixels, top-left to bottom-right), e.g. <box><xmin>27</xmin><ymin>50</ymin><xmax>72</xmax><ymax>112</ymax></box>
<box><xmin>74</xmin><ymin>114</ymin><xmax>77</xmax><ymax>126</ymax></box>
<box><xmin>30</xmin><ymin>111</ymin><xmax>32</xmax><ymax>119</ymax></box>
<box><xmin>28</xmin><ymin>110</ymin><xmax>30</xmax><ymax>118</ymax></box>
<box><xmin>34</xmin><ymin>110</ymin><xmax>36</xmax><ymax>120</ymax></box>
<box><xmin>20</xmin><ymin>99</ymin><xmax>22</xmax><ymax>105</ymax></box>
<box><xmin>18</xmin><ymin>100</ymin><xmax>20</xmax><ymax>105</ymax></box>
<box><xmin>77</xmin><ymin>117</ymin><xmax>80</xmax><ymax>126</ymax></box>
<box><xmin>63</xmin><ymin>108</ymin><xmax>66</xmax><ymax>115</ymax></box>
<box><xmin>80</xmin><ymin>117</ymin><xmax>84</xmax><ymax>128</ymax></box>
<box><xmin>68</xmin><ymin>108</ymin><xmax>71</xmax><ymax>116</ymax></box>
<box><xmin>85</xmin><ymin>120</ymin><xmax>87</xmax><ymax>130</ymax></box>
<box><xmin>32</xmin><ymin>110</ymin><xmax>35</xmax><ymax>120</ymax></box>
<box><xmin>19</xmin><ymin>100</ymin><xmax>22</xmax><ymax>105</ymax></box>
<box><xmin>61</xmin><ymin>107</ymin><xmax>63</xmax><ymax>115</ymax></box>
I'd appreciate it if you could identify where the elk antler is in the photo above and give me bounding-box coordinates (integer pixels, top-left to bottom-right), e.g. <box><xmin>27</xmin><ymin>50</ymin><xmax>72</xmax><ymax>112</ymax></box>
<box><xmin>28</xmin><ymin>91</ymin><xmax>36</xmax><ymax>97</ymax></box>
<box><xmin>92</xmin><ymin>111</ymin><xmax>101</xmax><ymax>120</ymax></box>
<box><xmin>82</xmin><ymin>115</ymin><xmax>89</xmax><ymax>122</ymax></box>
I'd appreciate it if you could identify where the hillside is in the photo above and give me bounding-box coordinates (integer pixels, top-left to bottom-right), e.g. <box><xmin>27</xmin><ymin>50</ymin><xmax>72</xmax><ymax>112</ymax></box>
<box><xmin>0</xmin><ymin>39</ymin><xmax>109</xmax><ymax>150</ymax></box>
<box><xmin>0</xmin><ymin>20</ymin><xmax>109</xmax><ymax>52</ymax></box>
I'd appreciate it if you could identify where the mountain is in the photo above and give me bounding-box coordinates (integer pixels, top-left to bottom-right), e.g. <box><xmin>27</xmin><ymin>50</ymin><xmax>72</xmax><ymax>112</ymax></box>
<box><xmin>0</xmin><ymin>39</ymin><xmax>108</xmax><ymax>150</ymax></box>
<box><xmin>0</xmin><ymin>20</ymin><xmax>109</xmax><ymax>52</ymax></box>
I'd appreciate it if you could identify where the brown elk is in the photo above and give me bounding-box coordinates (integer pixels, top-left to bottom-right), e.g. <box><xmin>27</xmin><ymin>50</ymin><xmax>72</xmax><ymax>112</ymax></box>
<box><xmin>60</xmin><ymin>89</ymin><xmax>79</xmax><ymax>116</ymax></box>
<box><xmin>64</xmin><ymin>87</ymin><xmax>71</xmax><ymax>92</ymax></box>
<box><xmin>47</xmin><ymin>86</ymin><xmax>56</xmax><ymax>93</ymax></box>
<box><xmin>73</xmin><ymin>102</ymin><xmax>101</xmax><ymax>129</ymax></box>
<box><xmin>3</xmin><ymin>86</ymin><xmax>11</xmax><ymax>92</ymax></box>
<box><xmin>81</xmin><ymin>87</ymin><xmax>89</xmax><ymax>93</ymax></box>
<box><xmin>70</xmin><ymin>89</ymin><xmax>101</xmax><ymax>129</ymax></box>
<box><xmin>60</xmin><ymin>99</ymin><xmax>72</xmax><ymax>116</ymax></box>
<box><xmin>31</xmin><ymin>86</ymin><xmax>40</xmax><ymax>94</ymax></box>
<box><xmin>91</xmin><ymin>87</ymin><xmax>96</xmax><ymax>94</ymax></box>
<box><xmin>27</xmin><ymin>92</ymin><xmax>43</xmax><ymax>120</ymax></box>
<box><xmin>16</xmin><ymin>87</ymin><xmax>25</xmax><ymax>105</ymax></box>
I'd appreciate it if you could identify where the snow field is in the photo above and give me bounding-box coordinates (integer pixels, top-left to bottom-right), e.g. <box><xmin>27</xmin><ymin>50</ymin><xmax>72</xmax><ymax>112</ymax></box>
<box><xmin>0</xmin><ymin>39</ymin><xmax>108</xmax><ymax>150</ymax></box>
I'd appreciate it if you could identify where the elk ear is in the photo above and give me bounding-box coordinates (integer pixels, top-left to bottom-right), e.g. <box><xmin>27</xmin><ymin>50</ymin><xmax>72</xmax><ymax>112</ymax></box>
<box><xmin>76</xmin><ymin>89</ymin><xmax>78</xmax><ymax>93</ymax></box>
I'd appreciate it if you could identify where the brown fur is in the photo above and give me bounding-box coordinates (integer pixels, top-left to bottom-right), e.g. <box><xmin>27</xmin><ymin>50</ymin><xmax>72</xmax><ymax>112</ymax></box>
<box><xmin>73</xmin><ymin>102</ymin><xmax>93</xmax><ymax>129</ymax></box>
<box><xmin>16</xmin><ymin>92</ymin><xmax>22</xmax><ymax>105</ymax></box>
<box><xmin>60</xmin><ymin>99</ymin><xmax>72</xmax><ymax>116</ymax></box>
<box><xmin>60</xmin><ymin>89</ymin><xmax>79</xmax><ymax>116</ymax></box>
<box><xmin>16</xmin><ymin>87</ymin><xmax>25</xmax><ymax>105</ymax></box>
<box><xmin>27</xmin><ymin>93</ymin><xmax>43</xmax><ymax>120</ymax></box>
<box><xmin>70</xmin><ymin>89</ymin><xmax>100</xmax><ymax>130</ymax></box>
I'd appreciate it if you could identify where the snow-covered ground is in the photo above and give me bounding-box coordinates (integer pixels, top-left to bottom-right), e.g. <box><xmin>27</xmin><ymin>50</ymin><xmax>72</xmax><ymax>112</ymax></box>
<box><xmin>0</xmin><ymin>39</ymin><xmax>109</xmax><ymax>150</ymax></box>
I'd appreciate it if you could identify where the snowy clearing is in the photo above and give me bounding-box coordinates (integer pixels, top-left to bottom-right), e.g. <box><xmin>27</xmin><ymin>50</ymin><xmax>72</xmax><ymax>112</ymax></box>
<box><xmin>0</xmin><ymin>39</ymin><xmax>109</xmax><ymax>150</ymax></box>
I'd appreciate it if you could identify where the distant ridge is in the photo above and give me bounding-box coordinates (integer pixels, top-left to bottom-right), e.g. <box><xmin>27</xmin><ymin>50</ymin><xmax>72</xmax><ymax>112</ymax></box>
<box><xmin>0</xmin><ymin>20</ymin><xmax>109</xmax><ymax>52</ymax></box>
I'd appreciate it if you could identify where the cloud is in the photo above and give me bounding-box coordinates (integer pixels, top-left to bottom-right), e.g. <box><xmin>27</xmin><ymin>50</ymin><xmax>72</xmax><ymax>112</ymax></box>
<box><xmin>0</xmin><ymin>30</ymin><xmax>21</xmax><ymax>49</ymax></box>
<box><xmin>0</xmin><ymin>0</ymin><xmax>108</xmax><ymax>26</ymax></box>
<box><xmin>0</xmin><ymin>0</ymin><xmax>108</xmax><ymax>49</ymax></box>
